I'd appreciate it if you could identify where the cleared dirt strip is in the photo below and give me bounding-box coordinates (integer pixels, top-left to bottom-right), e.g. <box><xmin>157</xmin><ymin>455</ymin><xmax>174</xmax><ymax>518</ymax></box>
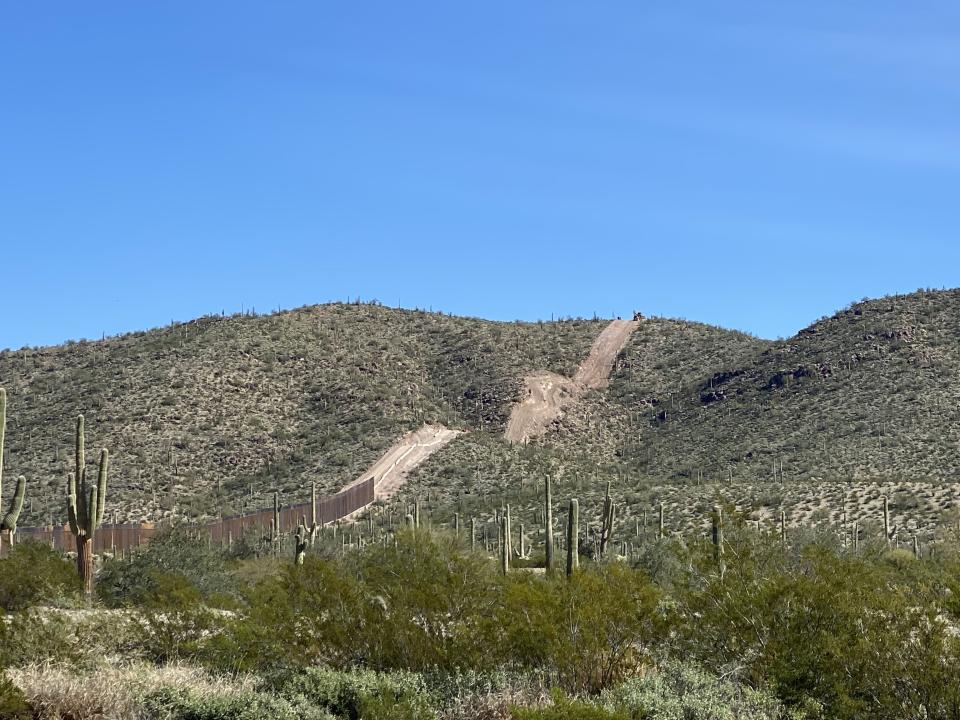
<box><xmin>505</xmin><ymin>319</ymin><xmax>639</xmax><ymax>444</ymax></box>
<box><xmin>342</xmin><ymin>425</ymin><xmax>462</xmax><ymax>515</ymax></box>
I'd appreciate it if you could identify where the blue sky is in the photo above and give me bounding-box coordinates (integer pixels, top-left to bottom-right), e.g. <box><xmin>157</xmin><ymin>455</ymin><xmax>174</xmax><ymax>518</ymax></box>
<box><xmin>2</xmin><ymin>3</ymin><xmax>959</xmax><ymax>349</ymax></box>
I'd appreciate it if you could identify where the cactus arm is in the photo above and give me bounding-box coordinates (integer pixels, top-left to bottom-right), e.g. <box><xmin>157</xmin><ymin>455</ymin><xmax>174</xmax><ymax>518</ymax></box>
<box><xmin>86</xmin><ymin>484</ymin><xmax>98</xmax><ymax>537</ymax></box>
<box><xmin>75</xmin><ymin>415</ymin><xmax>85</xmax><ymax>485</ymax></box>
<box><xmin>67</xmin><ymin>473</ymin><xmax>80</xmax><ymax>535</ymax></box>
<box><xmin>95</xmin><ymin>449</ymin><xmax>108</xmax><ymax>527</ymax></box>
<box><xmin>0</xmin><ymin>475</ymin><xmax>25</xmax><ymax>533</ymax></box>
<box><xmin>77</xmin><ymin>474</ymin><xmax>89</xmax><ymax>536</ymax></box>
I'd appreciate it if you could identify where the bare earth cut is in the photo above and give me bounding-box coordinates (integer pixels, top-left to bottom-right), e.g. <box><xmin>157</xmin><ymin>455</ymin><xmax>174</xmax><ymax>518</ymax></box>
<box><xmin>505</xmin><ymin>319</ymin><xmax>639</xmax><ymax>444</ymax></box>
<box><xmin>343</xmin><ymin>424</ymin><xmax>462</xmax><ymax>504</ymax></box>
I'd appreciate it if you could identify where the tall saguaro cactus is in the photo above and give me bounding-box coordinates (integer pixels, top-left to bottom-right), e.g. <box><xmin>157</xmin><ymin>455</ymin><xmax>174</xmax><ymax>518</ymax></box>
<box><xmin>599</xmin><ymin>482</ymin><xmax>616</xmax><ymax>558</ymax></box>
<box><xmin>882</xmin><ymin>495</ymin><xmax>891</xmax><ymax>548</ymax></box>
<box><xmin>67</xmin><ymin>415</ymin><xmax>109</xmax><ymax>598</ymax></box>
<box><xmin>566</xmin><ymin>498</ymin><xmax>579</xmax><ymax>577</ymax></box>
<box><xmin>544</xmin><ymin>475</ymin><xmax>554</xmax><ymax>574</ymax></box>
<box><xmin>712</xmin><ymin>505</ymin><xmax>725</xmax><ymax>578</ymax></box>
<box><xmin>500</xmin><ymin>515</ymin><xmax>509</xmax><ymax>575</ymax></box>
<box><xmin>0</xmin><ymin>390</ymin><xmax>28</xmax><ymax>553</ymax></box>
<box><xmin>294</xmin><ymin>522</ymin><xmax>309</xmax><ymax>565</ymax></box>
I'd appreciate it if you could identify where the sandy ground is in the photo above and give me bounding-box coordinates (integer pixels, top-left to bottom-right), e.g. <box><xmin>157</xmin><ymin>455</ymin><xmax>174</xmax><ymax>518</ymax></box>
<box><xmin>505</xmin><ymin>319</ymin><xmax>638</xmax><ymax>444</ymax></box>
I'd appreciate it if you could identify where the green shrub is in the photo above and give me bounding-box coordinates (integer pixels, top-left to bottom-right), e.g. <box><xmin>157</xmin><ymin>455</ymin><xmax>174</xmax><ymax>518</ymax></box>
<box><xmin>0</xmin><ymin>609</ymin><xmax>133</xmax><ymax>669</ymax></box>
<box><xmin>353</xmin><ymin>529</ymin><xmax>501</xmax><ymax>671</ymax></box>
<box><xmin>602</xmin><ymin>661</ymin><xmax>808</xmax><ymax>719</ymax></box>
<box><xmin>0</xmin><ymin>672</ymin><xmax>32</xmax><ymax>720</ymax></box>
<box><xmin>676</xmin><ymin>537</ymin><xmax>960</xmax><ymax>719</ymax></box>
<box><xmin>98</xmin><ymin>526</ymin><xmax>234</xmax><ymax>608</ymax></box>
<box><xmin>511</xmin><ymin>689</ymin><xmax>631</xmax><ymax>720</ymax></box>
<box><xmin>0</xmin><ymin>539</ymin><xmax>80</xmax><ymax>610</ymax></box>
<box><xmin>214</xmin><ymin>557</ymin><xmax>367</xmax><ymax>671</ymax></box>
<box><xmin>142</xmin><ymin>685</ymin><xmax>333</xmax><ymax>720</ymax></box>
<box><xmin>495</xmin><ymin>563</ymin><xmax>662</xmax><ymax>692</ymax></box>
<box><xmin>270</xmin><ymin>666</ymin><xmax>435</xmax><ymax>720</ymax></box>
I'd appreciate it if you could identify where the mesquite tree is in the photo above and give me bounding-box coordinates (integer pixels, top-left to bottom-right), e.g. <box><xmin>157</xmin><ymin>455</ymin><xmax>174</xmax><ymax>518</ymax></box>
<box><xmin>66</xmin><ymin>415</ymin><xmax>108</xmax><ymax>599</ymax></box>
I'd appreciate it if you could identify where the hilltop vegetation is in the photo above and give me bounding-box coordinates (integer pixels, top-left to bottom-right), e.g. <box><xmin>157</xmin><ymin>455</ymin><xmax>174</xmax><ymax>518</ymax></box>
<box><xmin>0</xmin><ymin>303</ymin><xmax>600</xmax><ymax>525</ymax></box>
<box><xmin>406</xmin><ymin>288</ymin><xmax>960</xmax><ymax>543</ymax></box>
<box><xmin>4</xmin><ymin>289</ymin><xmax>960</xmax><ymax>539</ymax></box>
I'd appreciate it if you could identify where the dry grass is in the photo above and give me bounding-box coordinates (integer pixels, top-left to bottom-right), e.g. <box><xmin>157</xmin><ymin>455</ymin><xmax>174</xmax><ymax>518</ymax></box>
<box><xmin>9</xmin><ymin>662</ymin><xmax>257</xmax><ymax>720</ymax></box>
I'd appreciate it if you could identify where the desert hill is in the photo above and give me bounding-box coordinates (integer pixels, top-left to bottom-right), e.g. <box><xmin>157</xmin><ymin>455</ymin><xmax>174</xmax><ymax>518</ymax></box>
<box><xmin>3</xmin><ymin>289</ymin><xmax>959</xmax><ymax>536</ymax></box>
<box><xmin>0</xmin><ymin>303</ymin><xmax>600</xmax><ymax>525</ymax></box>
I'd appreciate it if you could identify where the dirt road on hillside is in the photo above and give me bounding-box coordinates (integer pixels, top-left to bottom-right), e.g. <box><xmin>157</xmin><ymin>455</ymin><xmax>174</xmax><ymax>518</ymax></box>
<box><xmin>344</xmin><ymin>424</ymin><xmax>462</xmax><ymax>503</ymax></box>
<box><xmin>505</xmin><ymin>319</ymin><xmax>638</xmax><ymax>444</ymax></box>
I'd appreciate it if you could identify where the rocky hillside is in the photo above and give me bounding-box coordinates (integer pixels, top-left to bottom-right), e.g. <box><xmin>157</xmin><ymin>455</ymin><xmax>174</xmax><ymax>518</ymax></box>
<box><xmin>0</xmin><ymin>303</ymin><xmax>601</xmax><ymax>525</ymax></box>
<box><xmin>4</xmin><ymin>289</ymin><xmax>959</xmax><ymax>532</ymax></box>
<box><xmin>405</xmin><ymin>289</ymin><xmax>960</xmax><ymax>540</ymax></box>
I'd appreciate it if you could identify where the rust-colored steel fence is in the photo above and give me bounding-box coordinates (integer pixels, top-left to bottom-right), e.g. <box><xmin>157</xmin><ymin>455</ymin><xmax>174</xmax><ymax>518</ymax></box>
<box><xmin>10</xmin><ymin>477</ymin><xmax>375</xmax><ymax>555</ymax></box>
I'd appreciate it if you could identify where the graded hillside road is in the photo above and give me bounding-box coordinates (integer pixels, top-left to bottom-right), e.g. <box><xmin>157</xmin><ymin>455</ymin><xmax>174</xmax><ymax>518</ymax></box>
<box><xmin>505</xmin><ymin>319</ymin><xmax>639</xmax><ymax>444</ymax></box>
<box><xmin>574</xmin><ymin>319</ymin><xmax>640</xmax><ymax>389</ymax></box>
<box><xmin>346</xmin><ymin>424</ymin><xmax>462</xmax><ymax>501</ymax></box>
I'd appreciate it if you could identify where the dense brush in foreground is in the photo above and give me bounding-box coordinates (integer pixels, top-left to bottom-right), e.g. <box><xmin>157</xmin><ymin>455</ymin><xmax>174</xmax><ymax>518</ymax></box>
<box><xmin>4</xmin><ymin>518</ymin><xmax>960</xmax><ymax>719</ymax></box>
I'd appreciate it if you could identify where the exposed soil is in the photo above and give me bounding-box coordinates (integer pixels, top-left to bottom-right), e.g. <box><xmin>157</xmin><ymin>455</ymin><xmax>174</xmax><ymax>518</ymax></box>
<box><xmin>346</xmin><ymin>424</ymin><xmax>462</xmax><ymax>501</ymax></box>
<box><xmin>505</xmin><ymin>320</ymin><xmax>638</xmax><ymax>444</ymax></box>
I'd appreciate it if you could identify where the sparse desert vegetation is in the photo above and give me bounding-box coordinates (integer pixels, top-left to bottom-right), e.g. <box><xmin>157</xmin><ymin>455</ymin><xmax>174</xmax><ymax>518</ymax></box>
<box><xmin>5</xmin><ymin>289</ymin><xmax>960</xmax><ymax>719</ymax></box>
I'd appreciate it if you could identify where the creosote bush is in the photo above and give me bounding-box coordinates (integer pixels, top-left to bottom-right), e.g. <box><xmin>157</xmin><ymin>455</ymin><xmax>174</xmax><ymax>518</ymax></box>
<box><xmin>0</xmin><ymin>539</ymin><xmax>80</xmax><ymax>610</ymax></box>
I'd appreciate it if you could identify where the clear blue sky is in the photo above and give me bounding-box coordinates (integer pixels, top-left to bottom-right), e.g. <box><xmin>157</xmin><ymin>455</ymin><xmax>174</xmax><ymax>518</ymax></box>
<box><xmin>3</xmin><ymin>3</ymin><xmax>959</xmax><ymax>350</ymax></box>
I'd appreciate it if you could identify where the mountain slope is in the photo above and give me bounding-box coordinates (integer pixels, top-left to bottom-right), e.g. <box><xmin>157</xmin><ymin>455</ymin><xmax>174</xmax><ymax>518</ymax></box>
<box><xmin>4</xmin><ymin>289</ymin><xmax>960</xmax><ymax>535</ymax></box>
<box><xmin>0</xmin><ymin>303</ymin><xmax>601</xmax><ymax>525</ymax></box>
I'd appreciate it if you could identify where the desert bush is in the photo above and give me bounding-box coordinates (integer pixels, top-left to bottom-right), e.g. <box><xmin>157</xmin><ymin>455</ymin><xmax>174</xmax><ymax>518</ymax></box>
<box><xmin>98</xmin><ymin>526</ymin><xmax>234</xmax><ymax>608</ymax></box>
<box><xmin>353</xmin><ymin>529</ymin><xmax>501</xmax><ymax>671</ymax></box>
<box><xmin>510</xmin><ymin>689</ymin><xmax>630</xmax><ymax>720</ymax></box>
<box><xmin>495</xmin><ymin>563</ymin><xmax>662</xmax><ymax>693</ymax></box>
<box><xmin>0</xmin><ymin>672</ymin><xmax>32</xmax><ymax>720</ymax></box>
<box><xmin>675</xmin><ymin>535</ymin><xmax>960</xmax><ymax>719</ymax></box>
<box><xmin>0</xmin><ymin>539</ymin><xmax>81</xmax><ymax>610</ymax></box>
<box><xmin>142</xmin><ymin>685</ymin><xmax>333</xmax><ymax>720</ymax></box>
<box><xmin>220</xmin><ymin>530</ymin><xmax>501</xmax><ymax>673</ymax></box>
<box><xmin>212</xmin><ymin>555</ymin><xmax>367</xmax><ymax>672</ymax></box>
<box><xmin>601</xmin><ymin>660</ymin><xmax>807</xmax><ymax>719</ymax></box>
<box><xmin>10</xmin><ymin>662</ymin><xmax>331</xmax><ymax>720</ymax></box>
<box><xmin>269</xmin><ymin>666</ymin><xmax>435</xmax><ymax>720</ymax></box>
<box><xmin>133</xmin><ymin>571</ymin><xmax>229</xmax><ymax>663</ymax></box>
<box><xmin>0</xmin><ymin>611</ymin><xmax>101</xmax><ymax>669</ymax></box>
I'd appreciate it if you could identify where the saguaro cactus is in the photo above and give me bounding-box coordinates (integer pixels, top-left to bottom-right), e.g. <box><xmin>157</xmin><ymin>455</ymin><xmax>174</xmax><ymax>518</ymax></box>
<box><xmin>0</xmin><ymin>475</ymin><xmax>26</xmax><ymax>542</ymax></box>
<box><xmin>658</xmin><ymin>503</ymin><xmax>665</xmax><ymax>540</ymax></box>
<box><xmin>566</xmin><ymin>498</ymin><xmax>579</xmax><ymax>577</ymax></box>
<box><xmin>294</xmin><ymin>522</ymin><xmax>309</xmax><ymax>565</ymax></box>
<box><xmin>272</xmin><ymin>490</ymin><xmax>281</xmax><ymax>552</ymax></box>
<box><xmin>544</xmin><ymin>475</ymin><xmax>554</xmax><ymax>574</ymax></box>
<box><xmin>712</xmin><ymin>505</ymin><xmax>724</xmax><ymax>578</ymax></box>
<box><xmin>882</xmin><ymin>495</ymin><xmax>891</xmax><ymax>548</ymax></box>
<box><xmin>0</xmin><ymin>390</ymin><xmax>28</xmax><ymax>553</ymax></box>
<box><xmin>500</xmin><ymin>515</ymin><xmax>509</xmax><ymax>575</ymax></box>
<box><xmin>67</xmin><ymin>415</ymin><xmax>109</xmax><ymax>598</ymax></box>
<box><xmin>599</xmin><ymin>482</ymin><xmax>613</xmax><ymax>557</ymax></box>
<box><xmin>504</xmin><ymin>505</ymin><xmax>512</xmax><ymax>562</ymax></box>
